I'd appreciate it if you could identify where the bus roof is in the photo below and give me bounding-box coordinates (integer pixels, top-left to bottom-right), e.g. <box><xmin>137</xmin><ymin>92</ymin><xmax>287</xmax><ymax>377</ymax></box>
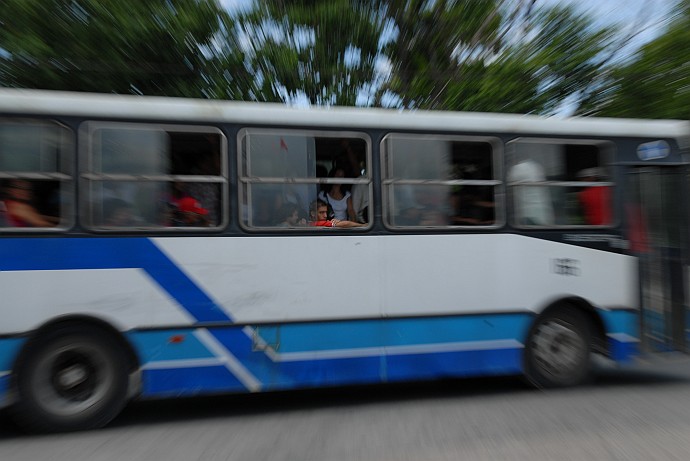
<box><xmin>1</xmin><ymin>88</ymin><xmax>688</xmax><ymax>145</ymax></box>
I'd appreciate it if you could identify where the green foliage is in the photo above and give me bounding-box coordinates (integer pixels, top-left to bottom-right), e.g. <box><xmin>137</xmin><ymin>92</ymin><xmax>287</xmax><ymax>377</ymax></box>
<box><xmin>382</xmin><ymin>2</ymin><xmax>618</xmax><ymax>114</ymax></box>
<box><xmin>591</xmin><ymin>1</ymin><xmax>690</xmax><ymax>119</ymax></box>
<box><xmin>0</xmin><ymin>0</ymin><xmax>235</xmax><ymax>97</ymax></box>
<box><xmin>235</xmin><ymin>0</ymin><xmax>384</xmax><ymax>104</ymax></box>
<box><xmin>382</xmin><ymin>0</ymin><xmax>502</xmax><ymax>109</ymax></box>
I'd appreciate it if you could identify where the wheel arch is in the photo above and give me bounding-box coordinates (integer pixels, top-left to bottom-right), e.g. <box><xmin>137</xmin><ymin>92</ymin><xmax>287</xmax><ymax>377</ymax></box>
<box><xmin>12</xmin><ymin>314</ymin><xmax>140</xmax><ymax>379</ymax></box>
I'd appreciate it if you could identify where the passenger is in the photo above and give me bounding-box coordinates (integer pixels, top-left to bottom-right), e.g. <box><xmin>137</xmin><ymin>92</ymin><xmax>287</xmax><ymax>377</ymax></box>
<box><xmin>3</xmin><ymin>179</ymin><xmax>58</xmax><ymax>227</ymax></box>
<box><xmin>577</xmin><ymin>167</ymin><xmax>611</xmax><ymax>225</ymax></box>
<box><xmin>319</xmin><ymin>167</ymin><xmax>357</xmax><ymax>221</ymax></box>
<box><xmin>187</xmin><ymin>153</ymin><xmax>221</xmax><ymax>225</ymax></box>
<box><xmin>508</xmin><ymin>158</ymin><xmax>554</xmax><ymax>225</ymax></box>
<box><xmin>175</xmin><ymin>196</ymin><xmax>210</xmax><ymax>227</ymax></box>
<box><xmin>309</xmin><ymin>199</ymin><xmax>362</xmax><ymax>228</ymax></box>
<box><xmin>169</xmin><ymin>181</ymin><xmax>189</xmax><ymax>208</ymax></box>
<box><xmin>276</xmin><ymin>203</ymin><xmax>306</xmax><ymax>227</ymax></box>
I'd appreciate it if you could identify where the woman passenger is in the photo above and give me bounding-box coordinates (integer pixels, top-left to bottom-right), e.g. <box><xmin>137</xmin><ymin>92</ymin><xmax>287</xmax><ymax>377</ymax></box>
<box><xmin>318</xmin><ymin>167</ymin><xmax>357</xmax><ymax>221</ymax></box>
<box><xmin>3</xmin><ymin>179</ymin><xmax>58</xmax><ymax>227</ymax></box>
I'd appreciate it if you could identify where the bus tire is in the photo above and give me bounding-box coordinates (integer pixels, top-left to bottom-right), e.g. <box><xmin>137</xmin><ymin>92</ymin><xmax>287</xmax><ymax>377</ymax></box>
<box><xmin>524</xmin><ymin>306</ymin><xmax>592</xmax><ymax>388</ymax></box>
<box><xmin>10</xmin><ymin>326</ymin><xmax>129</xmax><ymax>433</ymax></box>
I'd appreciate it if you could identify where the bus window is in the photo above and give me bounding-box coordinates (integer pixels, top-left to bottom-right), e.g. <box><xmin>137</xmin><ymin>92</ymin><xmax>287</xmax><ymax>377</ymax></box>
<box><xmin>0</xmin><ymin>120</ymin><xmax>72</xmax><ymax>230</ymax></box>
<box><xmin>382</xmin><ymin>134</ymin><xmax>501</xmax><ymax>228</ymax></box>
<box><xmin>238</xmin><ymin>129</ymin><xmax>370</xmax><ymax>229</ymax></box>
<box><xmin>83</xmin><ymin>123</ymin><xmax>226</xmax><ymax>230</ymax></box>
<box><xmin>508</xmin><ymin>139</ymin><xmax>614</xmax><ymax>227</ymax></box>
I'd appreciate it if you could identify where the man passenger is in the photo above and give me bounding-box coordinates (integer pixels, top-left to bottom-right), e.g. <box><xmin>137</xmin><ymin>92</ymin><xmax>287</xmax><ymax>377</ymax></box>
<box><xmin>309</xmin><ymin>199</ymin><xmax>363</xmax><ymax>228</ymax></box>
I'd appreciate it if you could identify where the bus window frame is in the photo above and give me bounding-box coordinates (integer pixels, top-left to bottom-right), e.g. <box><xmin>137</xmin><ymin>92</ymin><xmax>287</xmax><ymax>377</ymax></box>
<box><xmin>380</xmin><ymin>132</ymin><xmax>504</xmax><ymax>230</ymax></box>
<box><xmin>79</xmin><ymin>121</ymin><xmax>228</xmax><ymax>232</ymax></box>
<box><xmin>506</xmin><ymin>137</ymin><xmax>616</xmax><ymax>229</ymax></box>
<box><xmin>237</xmin><ymin>127</ymin><xmax>373</xmax><ymax>232</ymax></box>
<box><xmin>0</xmin><ymin>118</ymin><xmax>74</xmax><ymax>232</ymax></box>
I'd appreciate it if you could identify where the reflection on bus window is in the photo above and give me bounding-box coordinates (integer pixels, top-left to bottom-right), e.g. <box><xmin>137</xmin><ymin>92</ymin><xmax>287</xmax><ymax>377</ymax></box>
<box><xmin>85</xmin><ymin>124</ymin><xmax>225</xmax><ymax>230</ymax></box>
<box><xmin>382</xmin><ymin>134</ymin><xmax>499</xmax><ymax>228</ymax></box>
<box><xmin>0</xmin><ymin>119</ymin><xmax>72</xmax><ymax>231</ymax></box>
<box><xmin>508</xmin><ymin>140</ymin><xmax>614</xmax><ymax>227</ymax></box>
<box><xmin>239</xmin><ymin>130</ymin><xmax>370</xmax><ymax>229</ymax></box>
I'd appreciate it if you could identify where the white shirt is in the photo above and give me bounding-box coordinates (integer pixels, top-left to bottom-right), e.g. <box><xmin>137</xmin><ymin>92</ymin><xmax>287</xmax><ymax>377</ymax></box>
<box><xmin>319</xmin><ymin>191</ymin><xmax>351</xmax><ymax>220</ymax></box>
<box><xmin>508</xmin><ymin>160</ymin><xmax>554</xmax><ymax>225</ymax></box>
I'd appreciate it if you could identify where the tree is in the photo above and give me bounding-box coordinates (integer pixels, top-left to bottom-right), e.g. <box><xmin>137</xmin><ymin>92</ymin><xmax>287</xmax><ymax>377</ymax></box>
<box><xmin>0</xmin><ymin>0</ymin><xmax>240</xmax><ymax>97</ymax></box>
<box><xmin>379</xmin><ymin>0</ymin><xmax>502</xmax><ymax>109</ymax></box>
<box><xmin>589</xmin><ymin>0</ymin><xmax>690</xmax><ymax>119</ymax></box>
<box><xmin>380</xmin><ymin>1</ymin><xmax>619</xmax><ymax>114</ymax></box>
<box><xmin>233</xmin><ymin>0</ymin><xmax>622</xmax><ymax>114</ymax></box>
<box><xmin>230</xmin><ymin>0</ymin><xmax>385</xmax><ymax>105</ymax></box>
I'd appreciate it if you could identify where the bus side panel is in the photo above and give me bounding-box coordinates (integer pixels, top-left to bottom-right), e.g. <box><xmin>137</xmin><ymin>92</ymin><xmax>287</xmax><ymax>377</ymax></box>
<box><xmin>129</xmin><ymin>314</ymin><xmax>529</xmax><ymax>399</ymax></box>
<box><xmin>129</xmin><ymin>324</ymin><xmax>387</xmax><ymax>397</ymax></box>
<box><xmin>383</xmin><ymin>314</ymin><xmax>529</xmax><ymax>381</ymax></box>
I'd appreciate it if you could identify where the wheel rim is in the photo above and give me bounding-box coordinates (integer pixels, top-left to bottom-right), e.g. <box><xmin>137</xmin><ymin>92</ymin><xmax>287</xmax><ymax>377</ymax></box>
<box><xmin>30</xmin><ymin>341</ymin><xmax>115</xmax><ymax>417</ymax></box>
<box><xmin>531</xmin><ymin>318</ymin><xmax>587</xmax><ymax>380</ymax></box>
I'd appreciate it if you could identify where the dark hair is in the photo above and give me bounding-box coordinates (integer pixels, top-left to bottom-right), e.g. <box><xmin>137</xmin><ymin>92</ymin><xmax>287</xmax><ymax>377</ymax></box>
<box><xmin>309</xmin><ymin>199</ymin><xmax>329</xmax><ymax>216</ymax></box>
<box><xmin>276</xmin><ymin>203</ymin><xmax>300</xmax><ymax>223</ymax></box>
<box><xmin>323</xmin><ymin>166</ymin><xmax>350</xmax><ymax>195</ymax></box>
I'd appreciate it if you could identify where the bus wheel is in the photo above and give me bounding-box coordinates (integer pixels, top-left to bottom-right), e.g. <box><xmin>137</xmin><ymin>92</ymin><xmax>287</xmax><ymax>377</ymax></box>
<box><xmin>524</xmin><ymin>306</ymin><xmax>592</xmax><ymax>388</ymax></box>
<box><xmin>10</xmin><ymin>327</ymin><xmax>129</xmax><ymax>433</ymax></box>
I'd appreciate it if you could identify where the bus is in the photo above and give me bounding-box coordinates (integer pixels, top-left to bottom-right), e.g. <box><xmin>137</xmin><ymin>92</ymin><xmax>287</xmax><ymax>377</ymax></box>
<box><xmin>0</xmin><ymin>89</ymin><xmax>688</xmax><ymax>433</ymax></box>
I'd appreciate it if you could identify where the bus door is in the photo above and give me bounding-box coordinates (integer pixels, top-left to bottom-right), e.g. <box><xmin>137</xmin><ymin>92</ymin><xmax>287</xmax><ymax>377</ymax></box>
<box><xmin>626</xmin><ymin>166</ymin><xmax>689</xmax><ymax>353</ymax></box>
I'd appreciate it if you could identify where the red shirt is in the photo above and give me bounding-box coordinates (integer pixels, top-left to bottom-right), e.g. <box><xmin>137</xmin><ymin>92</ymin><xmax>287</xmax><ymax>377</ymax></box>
<box><xmin>579</xmin><ymin>187</ymin><xmax>611</xmax><ymax>225</ymax></box>
<box><xmin>310</xmin><ymin>220</ymin><xmax>336</xmax><ymax>227</ymax></box>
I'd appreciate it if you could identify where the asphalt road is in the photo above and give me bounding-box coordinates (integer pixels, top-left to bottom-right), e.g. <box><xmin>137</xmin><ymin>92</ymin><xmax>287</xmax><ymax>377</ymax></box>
<box><xmin>2</xmin><ymin>355</ymin><xmax>690</xmax><ymax>461</ymax></box>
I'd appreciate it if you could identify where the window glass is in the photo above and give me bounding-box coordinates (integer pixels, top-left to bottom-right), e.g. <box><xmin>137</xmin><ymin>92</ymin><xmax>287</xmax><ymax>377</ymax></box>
<box><xmin>0</xmin><ymin>120</ymin><xmax>72</xmax><ymax>230</ymax></box>
<box><xmin>239</xmin><ymin>130</ymin><xmax>370</xmax><ymax>229</ymax></box>
<box><xmin>84</xmin><ymin>123</ymin><xmax>225</xmax><ymax>230</ymax></box>
<box><xmin>383</xmin><ymin>134</ymin><xmax>500</xmax><ymax>228</ymax></box>
<box><xmin>508</xmin><ymin>140</ymin><xmax>613</xmax><ymax>227</ymax></box>
<box><xmin>94</xmin><ymin>128</ymin><xmax>169</xmax><ymax>174</ymax></box>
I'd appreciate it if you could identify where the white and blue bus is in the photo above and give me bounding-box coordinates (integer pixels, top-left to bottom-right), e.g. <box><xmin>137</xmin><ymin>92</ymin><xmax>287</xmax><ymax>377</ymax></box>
<box><xmin>0</xmin><ymin>89</ymin><xmax>688</xmax><ymax>432</ymax></box>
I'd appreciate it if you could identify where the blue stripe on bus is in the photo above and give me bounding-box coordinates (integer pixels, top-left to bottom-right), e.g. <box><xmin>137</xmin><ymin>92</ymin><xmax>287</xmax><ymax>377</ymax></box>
<box><xmin>128</xmin><ymin>330</ymin><xmax>218</xmax><ymax>362</ymax></box>
<box><xmin>138</xmin><ymin>356</ymin><xmax>386</xmax><ymax>397</ymax></box>
<box><xmin>385</xmin><ymin>314</ymin><xmax>533</xmax><ymax>347</ymax></box>
<box><xmin>257</xmin><ymin>314</ymin><xmax>531</xmax><ymax>353</ymax></box>
<box><xmin>0</xmin><ymin>338</ymin><xmax>25</xmax><ymax>407</ymax></box>
<box><xmin>600</xmin><ymin>309</ymin><xmax>640</xmax><ymax>361</ymax></box>
<box><xmin>600</xmin><ymin>309</ymin><xmax>638</xmax><ymax>337</ymax></box>
<box><xmin>0</xmin><ymin>238</ymin><xmax>229</xmax><ymax>323</ymax></box>
<box><xmin>141</xmin><ymin>366</ymin><xmax>248</xmax><ymax>397</ymax></box>
<box><xmin>0</xmin><ymin>337</ymin><xmax>26</xmax><ymax>372</ymax></box>
<box><xmin>386</xmin><ymin>347</ymin><xmax>523</xmax><ymax>382</ymax></box>
<box><xmin>136</xmin><ymin>345</ymin><xmax>523</xmax><ymax>397</ymax></box>
<box><xmin>608</xmin><ymin>337</ymin><xmax>638</xmax><ymax>361</ymax></box>
<box><xmin>0</xmin><ymin>375</ymin><xmax>8</xmax><ymax>407</ymax></box>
